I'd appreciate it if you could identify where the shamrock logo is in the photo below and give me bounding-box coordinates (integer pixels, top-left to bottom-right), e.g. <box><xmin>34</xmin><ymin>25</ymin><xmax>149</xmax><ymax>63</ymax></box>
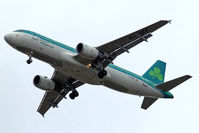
<box><xmin>149</xmin><ymin>67</ymin><xmax>163</xmax><ymax>81</ymax></box>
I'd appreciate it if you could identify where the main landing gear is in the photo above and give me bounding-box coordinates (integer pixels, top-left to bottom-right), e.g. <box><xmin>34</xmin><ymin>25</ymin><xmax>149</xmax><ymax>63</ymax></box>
<box><xmin>26</xmin><ymin>51</ymin><xmax>33</xmax><ymax>64</ymax></box>
<box><xmin>98</xmin><ymin>69</ymin><xmax>107</xmax><ymax>79</ymax></box>
<box><xmin>67</xmin><ymin>78</ymin><xmax>79</xmax><ymax>100</ymax></box>
<box><xmin>69</xmin><ymin>90</ymin><xmax>79</xmax><ymax>100</ymax></box>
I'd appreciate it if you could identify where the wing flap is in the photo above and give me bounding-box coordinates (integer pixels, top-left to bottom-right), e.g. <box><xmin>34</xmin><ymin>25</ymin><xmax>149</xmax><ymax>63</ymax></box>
<box><xmin>114</xmin><ymin>33</ymin><xmax>152</xmax><ymax>56</ymax></box>
<box><xmin>97</xmin><ymin>20</ymin><xmax>170</xmax><ymax>54</ymax></box>
<box><xmin>37</xmin><ymin>70</ymin><xmax>84</xmax><ymax>116</ymax></box>
<box><xmin>37</xmin><ymin>90</ymin><xmax>65</xmax><ymax>116</ymax></box>
<box><xmin>99</xmin><ymin>33</ymin><xmax>152</xmax><ymax>69</ymax></box>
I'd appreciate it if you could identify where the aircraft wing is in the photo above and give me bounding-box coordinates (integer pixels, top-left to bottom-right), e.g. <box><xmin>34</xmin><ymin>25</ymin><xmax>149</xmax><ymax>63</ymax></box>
<box><xmin>98</xmin><ymin>20</ymin><xmax>170</xmax><ymax>55</ymax></box>
<box><xmin>37</xmin><ymin>70</ymin><xmax>84</xmax><ymax>116</ymax></box>
<box><xmin>97</xmin><ymin>20</ymin><xmax>170</xmax><ymax>67</ymax></box>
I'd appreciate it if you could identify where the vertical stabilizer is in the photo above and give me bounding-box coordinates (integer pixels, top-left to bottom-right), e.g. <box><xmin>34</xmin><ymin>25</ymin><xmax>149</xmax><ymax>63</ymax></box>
<box><xmin>142</xmin><ymin>60</ymin><xmax>166</xmax><ymax>84</ymax></box>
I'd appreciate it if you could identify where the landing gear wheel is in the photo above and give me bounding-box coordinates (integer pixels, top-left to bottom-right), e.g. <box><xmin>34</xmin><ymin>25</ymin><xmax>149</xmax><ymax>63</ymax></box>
<box><xmin>27</xmin><ymin>59</ymin><xmax>32</xmax><ymax>64</ymax></box>
<box><xmin>98</xmin><ymin>70</ymin><xmax>107</xmax><ymax>79</ymax></box>
<box><xmin>26</xmin><ymin>51</ymin><xmax>33</xmax><ymax>64</ymax></box>
<box><xmin>69</xmin><ymin>93</ymin><xmax>75</xmax><ymax>100</ymax></box>
<box><xmin>98</xmin><ymin>72</ymin><xmax>104</xmax><ymax>79</ymax></box>
<box><xmin>101</xmin><ymin>70</ymin><xmax>107</xmax><ymax>76</ymax></box>
<box><xmin>73</xmin><ymin>90</ymin><xmax>79</xmax><ymax>97</ymax></box>
<box><xmin>69</xmin><ymin>90</ymin><xmax>79</xmax><ymax>100</ymax></box>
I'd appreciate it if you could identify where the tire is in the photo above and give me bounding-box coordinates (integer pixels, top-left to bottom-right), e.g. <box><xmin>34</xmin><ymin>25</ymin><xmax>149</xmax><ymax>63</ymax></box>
<box><xmin>27</xmin><ymin>58</ymin><xmax>32</xmax><ymax>64</ymax></box>
<box><xmin>27</xmin><ymin>60</ymin><xmax>32</xmax><ymax>64</ymax></box>
<box><xmin>69</xmin><ymin>93</ymin><xmax>75</xmax><ymax>100</ymax></box>
<box><xmin>102</xmin><ymin>70</ymin><xmax>107</xmax><ymax>76</ymax></box>
<box><xmin>73</xmin><ymin>90</ymin><xmax>79</xmax><ymax>97</ymax></box>
<box><xmin>98</xmin><ymin>72</ymin><xmax>104</xmax><ymax>79</ymax></box>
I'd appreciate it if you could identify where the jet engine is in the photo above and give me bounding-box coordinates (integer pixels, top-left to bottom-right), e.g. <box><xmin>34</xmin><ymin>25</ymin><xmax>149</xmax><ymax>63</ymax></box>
<box><xmin>33</xmin><ymin>75</ymin><xmax>55</xmax><ymax>91</ymax></box>
<box><xmin>76</xmin><ymin>43</ymin><xmax>99</xmax><ymax>61</ymax></box>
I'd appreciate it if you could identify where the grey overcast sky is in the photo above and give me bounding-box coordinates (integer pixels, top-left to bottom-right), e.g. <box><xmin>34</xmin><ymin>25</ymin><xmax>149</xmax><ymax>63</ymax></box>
<box><xmin>0</xmin><ymin>0</ymin><xmax>198</xmax><ymax>133</ymax></box>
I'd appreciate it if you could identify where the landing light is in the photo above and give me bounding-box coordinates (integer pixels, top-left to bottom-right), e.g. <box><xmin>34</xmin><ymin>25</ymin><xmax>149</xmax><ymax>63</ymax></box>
<box><xmin>86</xmin><ymin>64</ymin><xmax>92</xmax><ymax>68</ymax></box>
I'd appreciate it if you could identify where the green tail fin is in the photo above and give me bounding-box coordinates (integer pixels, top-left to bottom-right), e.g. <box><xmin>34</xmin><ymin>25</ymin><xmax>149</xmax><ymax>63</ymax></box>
<box><xmin>142</xmin><ymin>60</ymin><xmax>166</xmax><ymax>84</ymax></box>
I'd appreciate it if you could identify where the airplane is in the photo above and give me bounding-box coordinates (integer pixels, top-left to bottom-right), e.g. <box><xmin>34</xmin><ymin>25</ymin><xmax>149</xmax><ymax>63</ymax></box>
<box><xmin>4</xmin><ymin>20</ymin><xmax>191</xmax><ymax>116</ymax></box>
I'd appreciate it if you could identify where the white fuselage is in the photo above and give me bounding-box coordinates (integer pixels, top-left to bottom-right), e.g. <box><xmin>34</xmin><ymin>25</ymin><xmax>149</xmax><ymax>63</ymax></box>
<box><xmin>4</xmin><ymin>31</ymin><xmax>165</xmax><ymax>98</ymax></box>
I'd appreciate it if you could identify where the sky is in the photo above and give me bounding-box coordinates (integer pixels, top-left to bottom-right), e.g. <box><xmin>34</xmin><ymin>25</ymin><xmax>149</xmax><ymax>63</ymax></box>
<box><xmin>0</xmin><ymin>0</ymin><xmax>198</xmax><ymax>132</ymax></box>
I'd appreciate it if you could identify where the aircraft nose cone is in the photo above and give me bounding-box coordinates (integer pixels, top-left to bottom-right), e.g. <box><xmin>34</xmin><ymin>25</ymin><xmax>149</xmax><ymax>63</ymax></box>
<box><xmin>4</xmin><ymin>33</ymin><xmax>12</xmax><ymax>44</ymax></box>
<box><xmin>4</xmin><ymin>33</ymin><xmax>17</xmax><ymax>48</ymax></box>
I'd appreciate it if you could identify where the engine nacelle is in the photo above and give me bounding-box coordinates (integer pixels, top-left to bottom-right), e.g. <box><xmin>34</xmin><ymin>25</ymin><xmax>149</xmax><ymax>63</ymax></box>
<box><xmin>76</xmin><ymin>43</ymin><xmax>99</xmax><ymax>61</ymax></box>
<box><xmin>33</xmin><ymin>75</ymin><xmax>55</xmax><ymax>91</ymax></box>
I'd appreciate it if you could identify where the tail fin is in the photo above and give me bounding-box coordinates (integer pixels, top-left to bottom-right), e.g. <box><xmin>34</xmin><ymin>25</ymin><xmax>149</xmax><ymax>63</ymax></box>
<box><xmin>141</xmin><ymin>75</ymin><xmax>192</xmax><ymax>110</ymax></box>
<box><xmin>142</xmin><ymin>60</ymin><xmax>166</xmax><ymax>84</ymax></box>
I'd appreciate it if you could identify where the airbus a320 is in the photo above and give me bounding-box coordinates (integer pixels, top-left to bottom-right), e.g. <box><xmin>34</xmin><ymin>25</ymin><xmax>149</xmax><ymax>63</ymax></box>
<box><xmin>4</xmin><ymin>20</ymin><xmax>191</xmax><ymax>116</ymax></box>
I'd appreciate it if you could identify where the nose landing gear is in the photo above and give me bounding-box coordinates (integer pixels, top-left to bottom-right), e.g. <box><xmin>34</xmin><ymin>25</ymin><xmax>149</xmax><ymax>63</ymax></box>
<box><xmin>26</xmin><ymin>51</ymin><xmax>33</xmax><ymax>64</ymax></box>
<box><xmin>27</xmin><ymin>59</ymin><xmax>32</xmax><ymax>64</ymax></box>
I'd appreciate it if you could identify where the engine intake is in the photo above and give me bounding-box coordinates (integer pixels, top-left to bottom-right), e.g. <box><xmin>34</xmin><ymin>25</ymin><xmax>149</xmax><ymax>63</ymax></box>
<box><xmin>76</xmin><ymin>43</ymin><xmax>99</xmax><ymax>61</ymax></box>
<box><xmin>33</xmin><ymin>75</ymin><xmax>55</xmax><ymax>91</ymax></box>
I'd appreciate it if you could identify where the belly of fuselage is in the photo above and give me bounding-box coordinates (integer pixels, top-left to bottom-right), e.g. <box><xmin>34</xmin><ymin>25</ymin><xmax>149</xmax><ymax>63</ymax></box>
<box><xmin>14</xmin><ymin>33</ymin><xmax>164</xmax><ymax>98</ymax></box>
<box><xmin>15</xmin><ymin>33</ymin><xmax>104</xmax><ymax>85</ymax></box>
<box><xmin>101</xmin><ymin>67</ymin><xmax>164</xmax><ymax>98</ymax></box>
<box><xmin>58</xmin><ymin>52</ymin><xmax>107</xmax><ymax>85</ymax></box>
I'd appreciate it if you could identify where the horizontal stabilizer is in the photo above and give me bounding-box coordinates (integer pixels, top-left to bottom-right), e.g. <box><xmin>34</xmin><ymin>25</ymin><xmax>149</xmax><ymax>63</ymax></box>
<box><xmin>141</xmin><ymin>75</ymin><xmax>191</xmax><ymax>110</ymax></box>
<box><xmin>141</xmin><ymin>97</ymin><xmax>158</xmax><ymax>110</ymax></box>
<box><xmin>156</xmin><ymin>75</ymin><xmax>192</xmax><ymax>92</ymax></box>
